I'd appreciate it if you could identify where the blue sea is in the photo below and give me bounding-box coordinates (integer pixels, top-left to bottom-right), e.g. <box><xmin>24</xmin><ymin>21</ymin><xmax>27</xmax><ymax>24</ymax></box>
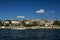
<box><xmin>0</xmin><ymin>29</ymin><xmax>60</xmax><ymax>40</ymax></box>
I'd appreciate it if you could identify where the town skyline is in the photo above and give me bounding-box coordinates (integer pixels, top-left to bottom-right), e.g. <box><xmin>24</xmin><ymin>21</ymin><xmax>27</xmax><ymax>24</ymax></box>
<box><xmin>0</xmin><ymin>0</ymin><xmax>60</xmax><ymax>20</ymax></box>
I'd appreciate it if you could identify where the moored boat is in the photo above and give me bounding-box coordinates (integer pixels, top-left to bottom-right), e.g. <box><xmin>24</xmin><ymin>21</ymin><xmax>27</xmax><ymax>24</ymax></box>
<box><xmin>11</xmin><ymin>27</ymin><xmax>26</xmax><ymax>30</ymax></box>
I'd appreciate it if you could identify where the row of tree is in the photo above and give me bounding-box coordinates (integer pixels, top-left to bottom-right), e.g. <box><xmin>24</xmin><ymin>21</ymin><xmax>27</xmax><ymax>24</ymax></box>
<box><xmin>0</xmin><ymin>20</ymin><xmax>38</xmax><ymax>27</ymax></box>
<box><xmin>0</xmin><ymin>20</ymin><xmax>11</xmax><ymax>26</ymax></box>
<box><xmin>0</xmin><ymin>20</ymin><xmax>60</xmax><ymax>27</ymax></box>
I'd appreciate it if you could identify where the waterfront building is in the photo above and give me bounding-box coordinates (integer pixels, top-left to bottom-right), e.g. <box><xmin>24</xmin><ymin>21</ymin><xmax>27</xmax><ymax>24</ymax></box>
<box><xmin>44</xmin><ymin>20</ymin><xmax>54</xmax><ymax>27</ymax></box>
<box><xmin>11</xmin><ymin>20</ymin><xmax>21</xmax><ymax>26</ymax></box>
<box><xmin>23</xmin><ymin>20</ymin><xmax>30</xmax><ymax>24</ymax></box>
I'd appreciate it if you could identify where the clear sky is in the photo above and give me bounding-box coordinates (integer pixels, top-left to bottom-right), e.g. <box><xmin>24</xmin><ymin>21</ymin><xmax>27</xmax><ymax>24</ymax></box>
<box><xmin>0</xmin><ymin>0</ymin><xmax>60</xmax><ymax>20</ymax></box>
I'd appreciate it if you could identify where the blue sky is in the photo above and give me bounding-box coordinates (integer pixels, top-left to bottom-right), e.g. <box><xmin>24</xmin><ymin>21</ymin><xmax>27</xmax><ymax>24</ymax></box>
<box><xmin>0</xmin><ymin>0</ymin><xmax>60</xmax><ymax>20</ymax></box>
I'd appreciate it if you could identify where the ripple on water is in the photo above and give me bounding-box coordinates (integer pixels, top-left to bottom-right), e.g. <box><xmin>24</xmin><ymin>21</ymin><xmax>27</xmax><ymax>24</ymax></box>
<box><xmin>0</xmin><ymin>29</ymin><xmax>60</xmax><ymax>40</ymax></box>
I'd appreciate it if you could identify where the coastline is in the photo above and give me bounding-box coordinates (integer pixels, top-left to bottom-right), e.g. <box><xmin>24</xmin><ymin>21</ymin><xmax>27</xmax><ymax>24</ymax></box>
<box><xmin>0</xmin><ymin>26</ymin><xmax>60</xmax><ymax>29</ymax></box>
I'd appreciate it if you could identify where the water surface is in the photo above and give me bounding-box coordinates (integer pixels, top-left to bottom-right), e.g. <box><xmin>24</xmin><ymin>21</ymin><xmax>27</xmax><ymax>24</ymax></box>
<box><xmin>0</xmin><ymin>29</ymin><xmax>60</xmax><ymax>40</ymax></box>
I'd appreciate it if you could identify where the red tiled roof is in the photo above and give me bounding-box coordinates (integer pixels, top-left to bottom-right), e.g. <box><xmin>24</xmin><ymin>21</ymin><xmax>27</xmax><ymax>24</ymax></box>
<box><xmin>24</xmin><ymin>20</ymin><xmax>30</xmax><ymax>22</ymax></box>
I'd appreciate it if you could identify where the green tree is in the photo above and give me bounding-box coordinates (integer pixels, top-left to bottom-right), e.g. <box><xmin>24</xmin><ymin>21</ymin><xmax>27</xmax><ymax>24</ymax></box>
<box><xmin>0</xmin><ymin>22</ymin><xmax>2</xmax><ymax>26</ymax></box>
<box><xmin>53</xmin><ymin>20</ymin><xmax>60</xmax><ymax>26</ymax></box>
<box><xmin>21</xmin><ymin>21</ymin><xmax>32</xmax><ymax>27</ymax></box>
<box><xmin>32</xmin><ymin>21</ymin><xmax>38</xmax><ymax>26</ymax></box>
<box><xmin>0</xmin><ymin>20</ymin><xmax>3</xmax><ymax>26</ymax></box>
<box><xmin>4</xmin><ymin>20</ymin><xmax>11</xmax><ymax>26</ymax></box>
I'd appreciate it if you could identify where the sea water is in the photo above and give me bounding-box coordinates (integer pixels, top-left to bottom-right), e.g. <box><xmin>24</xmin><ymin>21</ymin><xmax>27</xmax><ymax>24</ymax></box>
<box><xmin>0</xmin><ymin>29</ymin><xmax>60</xmax><ymax>40</ymax></box>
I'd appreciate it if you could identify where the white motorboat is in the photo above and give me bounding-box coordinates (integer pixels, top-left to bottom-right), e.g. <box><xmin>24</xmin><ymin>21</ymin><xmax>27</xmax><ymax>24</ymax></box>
<box><xmin>2</xmin><ymin>26</ymin><xmax>5</xmax><ymax>28</ymax></box>
<box><xmin>31</xmin><ymin>27</ymin><xmax>37</xmax><ymax>29</ymax></box>
<box><xmin>12</xmin><ymin>27</ymin><xmax>26</xmax><ymax>30</ymax></box>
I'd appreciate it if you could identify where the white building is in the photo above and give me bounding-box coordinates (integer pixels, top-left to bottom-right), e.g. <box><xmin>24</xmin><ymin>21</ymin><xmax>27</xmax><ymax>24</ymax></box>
<box><xmin>44</xmin><ymin>20</ymin><xmax>54</xmax><ymax>26</ymax></box>
<box><xmin>24</xmin><ymin>20</ymin><xmax>30</xmax><ymax>24</ymax></box>
<box><xmin>11</xmin><ymin>20</ymin><xmax>21</xmax><ymax>26</ymax></box>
